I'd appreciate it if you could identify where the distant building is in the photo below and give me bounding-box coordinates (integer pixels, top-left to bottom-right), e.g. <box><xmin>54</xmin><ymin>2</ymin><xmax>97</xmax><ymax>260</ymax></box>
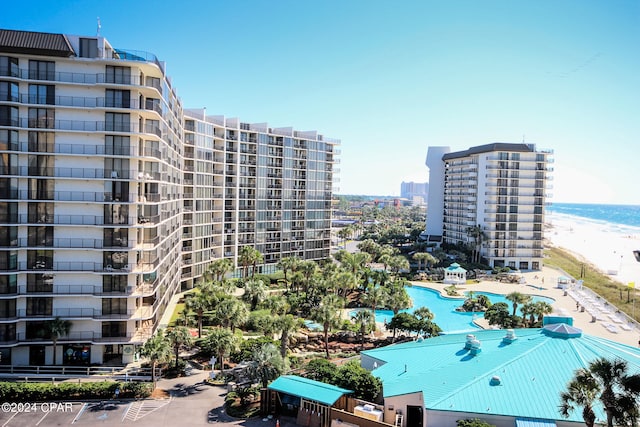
<box><xmin>400</xmin><ymin>181</ymin><xmax>428</xmax><ymax>202</ymax></box>
<box><xmin>425</xmin><ymin>143</ymin><xmax>553</xmax><ymax>270</ymax></box>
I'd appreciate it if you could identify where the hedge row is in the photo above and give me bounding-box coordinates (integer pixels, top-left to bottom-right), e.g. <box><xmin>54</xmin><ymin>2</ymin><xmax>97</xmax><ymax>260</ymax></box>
<box><xmin>0</xmin><ymin>381</ymin><xmax>152</xmax><ymax>402</ymax></box>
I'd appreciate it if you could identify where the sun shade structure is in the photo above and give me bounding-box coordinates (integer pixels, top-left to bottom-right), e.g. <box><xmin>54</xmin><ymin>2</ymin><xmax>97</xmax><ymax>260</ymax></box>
<box><xmin>268</xmin><ymin>375</ymin><xmax>352</xmax><ymax>406</ymax></box>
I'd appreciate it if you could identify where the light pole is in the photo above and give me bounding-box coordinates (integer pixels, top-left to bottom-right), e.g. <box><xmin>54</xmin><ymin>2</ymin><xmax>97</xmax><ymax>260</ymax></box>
<box><xmin>633</xmin><ymin>250</ymin><xmax>640</xmax><ymax>320</ymax></box>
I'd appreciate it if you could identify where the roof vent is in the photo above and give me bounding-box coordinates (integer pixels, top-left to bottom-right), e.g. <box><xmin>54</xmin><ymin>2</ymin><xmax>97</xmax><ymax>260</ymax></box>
<box><xmin>490</xmin><ymin>375</ymin><xmax>501</xmax><ymax>386</ymax></box>
<box><xmin>464</xmin><ymin>334</ymin><xmax>476</xmax><ymax>350</ymax></box>
<box><xmin>469</xmin><ymin>338</ymin><xmax>482</xmax><ymax>356</ymax></box>
<box><xmin>502</xmin><ymin>329</ymin><xmax>517</xmax><ymax>344</ymax></box>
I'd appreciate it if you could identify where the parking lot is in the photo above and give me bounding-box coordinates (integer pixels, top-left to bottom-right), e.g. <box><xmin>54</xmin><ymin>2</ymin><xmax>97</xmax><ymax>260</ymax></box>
<box><xmin>0</xmin><ymin>371</ymin><xmax>287</xmax><ymax>427</ymax></box>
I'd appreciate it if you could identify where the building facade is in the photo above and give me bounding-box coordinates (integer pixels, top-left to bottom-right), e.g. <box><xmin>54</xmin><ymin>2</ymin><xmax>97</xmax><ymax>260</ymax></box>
<box><xmin>400</xmin><ymin>181</ymin><xmax>428</xmax><ymax>204</ymax></box>
<box><xmin>425</xmin><ymin>143</ymin><xmax>552</xmax><ymax>270</ymax></box>
<box><xmin>0</xmin><ymin>29</ymin><xmax>338</xmax><ymax>365</ymax></box>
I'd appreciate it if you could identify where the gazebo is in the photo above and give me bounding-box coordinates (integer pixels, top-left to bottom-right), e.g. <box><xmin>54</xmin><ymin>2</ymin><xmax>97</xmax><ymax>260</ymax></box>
<box><xmin>444</xmin><ymin>263</ymin><xmax>467</xmax><ymax>284</ymax></box>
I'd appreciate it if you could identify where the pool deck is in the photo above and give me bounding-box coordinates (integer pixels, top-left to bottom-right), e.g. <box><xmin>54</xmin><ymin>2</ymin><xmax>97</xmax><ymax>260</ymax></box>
<box><xmin>407</xmin><ymin>266</ymin><xmax>640</xmax><ymax>348</ymax></box>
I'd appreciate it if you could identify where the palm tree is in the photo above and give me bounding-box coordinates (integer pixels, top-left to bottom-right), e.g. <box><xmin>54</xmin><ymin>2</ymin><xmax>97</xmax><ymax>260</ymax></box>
<box><xmin>413</xmin><ymin>306</ymin><xmax>434</xmax><ymax>321</ymax></box>
<box><xmin>505</xmin><ymin>291</ymin><xmax>532</xmax><ymax>316</ymax></box>
<box><xmin>388</xmin><ymin>255</ymin><xmax>410</xmax><ymax>279</ymax></box>
<box><xmin>204</xmin><ymin>258</ymin><xmax>234</xmax><ymax>282</ymax></box>
<box><xmin>185</xmin><ymin>291</ymin><xmax>211</xmax><ymax>338</ymax></box>
<box><xmin>413</xmin><ymin>252</ymin><xmax>437</xmax><ymax>272</ymax></box>
<box><xmin>242</xmin><ymin>278</ymin><xmax>267</xmax><ymax>311</ymax></box>
<box><xmin>311</xmin><ymin>295</ymin><xmax>344</xmax><ymax>358</ymax></box>
<box><xmin>520</xmin><ymin>302</ymin><xmax>537</xmax><ymax>327</ymax></box>
<box><xmin>238</xmin><ymin>246</ymin><xmax>262</xmax><ymax>278</ymax></box>
<box><xmin>165</xmin><ymin>326</ymin><xmax>193</xmax><ymax>369</ymax></box>
<box><xmin>466</xmin><ymin>224</ymin><xmax>488</xmax><ymax>264</ymax></box>
<box><xmin>248</xmin><ymin>343</ymin><xmax>288</xmax><ymax>388</ymax></box>
<box><xmin>44</xmin><ymin>317</ymin><xmax>72</xmax><ymax>365</ymax></box>
<box><xmin>560</xmin><ymin>368</ymin><xmax>599</xmax><ymax>427</ymax></box>
<box><xmin>385</xmin><ymin>285</ymin><xmax>412</xmax><ymax>340</ymax></box>
<box><xmin>215</xmin><ymin>298</ymin><xmax>249</xmax><ymax>332</ymax></box>
<box><xmin>275</xmin><ymin>314</ymin><xmax>303</xmax><ymax>358</ymax></box>
<box><xmin>560</xmin><ymin>357</ymin><xmax>640</xmax><ymax>427</ymax></box>
<box><xmin>362</xmin><ymin>285</ymin><xmax>387</xmax><ymax>319</ymax></box>
<box><xmin>139</xmin><ymin>330</ymin><xmax>171</xmax><ymax>385</ymax></box>
<box><xmin>204</xmin><ymin>327</ymin><xmax>239</xmax><ymax>377</ymax></box>
<box><xmin>352</xmin><ymin>310</ymin><xmax>375</xmax><ymax>351</ymax></box>
<box><xmin>277</xmin><ymin>256</ymin><xmax>300</xmax><ymax>285</ymax></box>
<box><xmin>534</xmin><ymin>300</ymin><xmax>553</xmax><ymax>324</ymax></box>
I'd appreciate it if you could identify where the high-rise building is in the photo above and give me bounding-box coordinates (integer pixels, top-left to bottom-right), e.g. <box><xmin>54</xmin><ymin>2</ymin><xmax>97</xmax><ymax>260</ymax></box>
<box><xmin>425</xmin><ymin>143</ymin><xmax>552</xmax><ymax>270</ymax></box>
<box><xmin>0</xmin><ymin>29</ymin><xmax>338</xmax><ymax>365</ymax></box>
<box><xmin>400</xmin><ymin>181</ymin><xmax>428</xmax><ymax>203</ymax></box>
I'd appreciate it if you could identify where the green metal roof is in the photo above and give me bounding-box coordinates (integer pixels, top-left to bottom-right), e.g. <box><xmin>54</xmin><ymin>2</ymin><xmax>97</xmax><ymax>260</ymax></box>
<box><xmin>362</xmin><ymin>328</ymin><xmax>640</xmax><ymax>423</ymax></box>
<box><xmin>268</xmin><ymin>375</ymin><xmax>352</xmax><ymax>406</ymax></box>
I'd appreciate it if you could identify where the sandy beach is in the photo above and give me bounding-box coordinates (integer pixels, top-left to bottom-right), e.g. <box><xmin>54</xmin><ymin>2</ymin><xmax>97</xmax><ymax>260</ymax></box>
<box><xmin>546</xmin><ymin>211</ymin><xmax>640</xmax><ymax>287</ymax></box>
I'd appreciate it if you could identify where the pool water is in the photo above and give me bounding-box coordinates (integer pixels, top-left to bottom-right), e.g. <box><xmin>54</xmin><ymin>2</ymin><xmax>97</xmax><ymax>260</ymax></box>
<box><xmin>369</xmin><ymin>286</ymin><xmax>555</xmax><ymax>333</ymax></box>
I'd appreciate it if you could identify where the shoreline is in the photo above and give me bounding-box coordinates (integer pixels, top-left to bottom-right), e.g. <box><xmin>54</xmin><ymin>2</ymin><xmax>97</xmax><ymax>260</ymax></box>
<box><xmin>545</xmin><ymin>211</ymin><xmax>640</xmax><ymax>287</ymax></box>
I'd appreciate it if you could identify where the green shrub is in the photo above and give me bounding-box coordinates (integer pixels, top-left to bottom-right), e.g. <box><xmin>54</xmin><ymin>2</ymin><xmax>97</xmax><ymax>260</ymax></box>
<box><xmin>0</xmin><ymin>381</ymin><xmax>151</xmax><ymax>402</ymax></box>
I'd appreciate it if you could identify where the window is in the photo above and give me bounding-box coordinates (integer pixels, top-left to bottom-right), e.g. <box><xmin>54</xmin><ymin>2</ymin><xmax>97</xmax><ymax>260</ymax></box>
<box><xmin>0</xmin><ymin>251</ymin><xmax>17</xmax><ymax>271</ymax></box>
<box><xmin>0</xmin><ymin>56</ymin><xmax>19</xmax><ymax>77</ymax></box>
<box><xmin>27</xmin><ymin>226</ymin><xmax>54</xmax><ymax>246</ymax></box>
<box><xmin>0</xmin><ymin>152</ymin><xmax>16</xmax><ymax>175</ymax></box>
<box><xmin>104</xmin><ymin>135</ymin><xmax>130</xmax><ymax>156</ymax></box>
<box><xmin>104</xmin><ymin>204</ymin><xmax>128</xmax><ymax>225</ymax></box>
<box><xmin>28</xmin><ymin>154</ymin><xmax>53</xmax><ymax>177</ymax></box>
<box><xmin>105</xmin><ymin>66</ymin><xmax>130</xmax><ymax>84</ymax></box>
<box><xmin>28</xmin><ymin>84</ymin><xmax>55</xmax><ymax>105</ymax></box>
<box><xmin>103</xmin><ymin>251</ymin><xmax>128</xmax><ymax>269</ymax></box>
<box><xmin>28</xmin><ymin>60</ymin><xmax>55</xmax><ymax>81</ymax></box>
<box><xmin>0</xmin><ymin>106</ymin><xmax>18</xmax><ymax>126</ymax></box>
<box><xmin>28</xmin><ymin>202</ymin><xmax>54</xmax><ymax>224</ymax></box>
<box><xmin>26</xmin><ymin>297</ymin><xmax>52</xmax><ymax>315</ymax></box>
<box><xmin>28</xmin><ymin>107</ymin><xmax>55</xmax><ymax>128</ymax></box>
<box><xmin>26</xmin><ymin>273</ymin><xmax>53</xmax><ymax>293</ymax></box>
<box><xmin>0</xmin><ymin>326</ymin><xmax>16</xmax><ymax>347</ymax></box>
<box><xmin>0</xmin><ymin>275</ymin><xmax>17</xmax><ymax>295</ymax></box>
<box><xmin>105</xmin><ymin>113</ymin><xmax>130</xmax><ymax>132</ymax></box>
<box><xmin>0</xmin><ymin>130</ymin><xmax>18</xmax><ymax>151</ymax></box>
<box><xmin>103</xmin><ymin>228</ymin><xmax>128</xmax><ymax>247</ymax></box>
<box><xmin>0</xmin><ymin>300</ymin><xmax>16</xmax><ymax>318</ymax></box>
<box><xmin>0</xmin><ymin>81</ymin><xmax>18</xmax><ymax>102</ymax></box>
<box><xmin>102</xmin><ymin>321</ymin><xmax>127</xmax><ymax>337</ymax></box>
<box><xmin>105</xmin><ymin>89</ymin><xmax>130</xmax><ymax>108</ymax></box>
<box><xmin>27</xmin><ymin>178</ymin><xmax>54</xmax><ymax>200</ymax></box>
<box><xmin>27</xmin><ymin>250</ymin><xmax>53</xmax><ymax>270</ymax></box>
<box><xmin>0</xmin><ymin>202</ymin><xmax>18</xmax><ymax>223</ymax></box>
<box><xmin>102</xmin><ymin>299</ymin><xmax>127</xmax><ymax>315</ymax></box>
<box><xmin>79</xmin><ymin>38</ymin><xmax>98</xmax><ymax>58</ymax></box>
<box><xmin>103</xmin><ymin>275</ymin><xmax>127</xmax><ymax>293</ymax></box>
<box><xmin>28</xmin><ymin>131</ymin><xmax>54</xmax><ymax>153</ymax></box>
<box><xmin>104</xmin><ymin>157</ymin><xmax>129</xmax><ymax>179</ymax></box>
<box><xmin>0</xmin><ymin>226</ymin><xmax>17</xmax><ymax>246</ymax></box>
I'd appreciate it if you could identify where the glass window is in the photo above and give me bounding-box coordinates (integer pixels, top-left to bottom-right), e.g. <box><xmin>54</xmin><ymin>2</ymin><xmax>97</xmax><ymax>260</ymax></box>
<box><xmin>103</xmin><ymin>275</ymin><xmax>127</xmax><ymax>293</ymax></box>
<box><xmin>28</xmin><ymin>60</ymin><xmax>55</xmax><ymax>81</ymax></box>
<box><xmin>27</xmin><ymin>178</ymin><xmax>54</xmax><ymax>200</ymax></box>
<box><xmin>28</xmin><ymin>202</ymin><xmax>54</xmax><ymax>224</ymax></box>
<box><xmin>28</xmin><ymin>154</ymin><xmax>53</xmax><ymax>177</ymax></box>
<box><xmin>105</xmin><ymin>135</ymin><xmax>130</xmax><ymax>156</ymax></box>
<box><xmin>102</xmin><ymin>321</ymin><xmax>127</xmax><ymax>337</ymax></box>
<box><xmin>105</xmin><ymin>89</ymin><xmax>130</xmax><ymax>108</ymax></box>
<box><xmin>27</xmin><ymin>249</ymin><xmax>53</xmax><ymax>270</ymax></box>
<box><xmin>27</xmin><ymin>226</ymin><xmax>54</xmax><ymax>246</ymax></box>
<box><xmin>28</xmin><ymin>107</ymin><xmax>55</xmax><ymax>129</ymax></box>
<box><xmin>105</xmin><ymin>113</ymin><xmax>130</xmax><ymax>132</ymax></box>
<box><xmin>28</xmin><ymin>131</ymin><xmax>54</xmax><ymax>153</ymax></box>
<box><xmin>0</xmin><ymin>56</ymin><xmax>19</xmax><ymax>77</ymax></box>
<box><xmin>105</xmin><ymin>66</ymin><xmax>130</xmax><ymax>84</ymax></box>
<box><xmin>0</xmin><ymin>106</ymin><xmax>18</xmax><ymax>126</ymax></box>
<box><xmin>0</xmin><ymin>81</ymin><xmax>18</xmax><ymax>102</ymax></box>
<box><xmin>28</xmin><ymin>84</ymin><xmax>55</xmax><ymax>105</ymax></box>
<box><xmin>26</xmin><ymin>297</ymin><xmax>52</xmax><ymax>315</ymax></box>
<box><xmin>79</xmin><ymin>38</ymin><xmax>98</xmax><ymax>58</ymax></box>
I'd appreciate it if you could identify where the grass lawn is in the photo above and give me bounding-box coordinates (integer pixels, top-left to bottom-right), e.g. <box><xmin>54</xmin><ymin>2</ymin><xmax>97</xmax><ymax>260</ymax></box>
<box><xmin>545</xmin><ymin>247</ymin><xmax>640</xmax><ymax>322</ymax></box>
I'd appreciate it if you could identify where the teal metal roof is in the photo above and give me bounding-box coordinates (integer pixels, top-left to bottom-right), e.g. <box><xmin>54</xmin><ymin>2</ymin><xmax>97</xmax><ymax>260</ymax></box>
<box><xmin>362</xmin><ymin>328</ymin><xmax>640</xmax><ymax>423</ymax></box>
<box><xmin>516</xmin><ymin>418</ymin><xmax>556</xmax><ymax>427</ymax></box>
<box><xmin>268</xmin><ymin>375</ymin><xmax>352</xmax><ymax>406</ymax></box>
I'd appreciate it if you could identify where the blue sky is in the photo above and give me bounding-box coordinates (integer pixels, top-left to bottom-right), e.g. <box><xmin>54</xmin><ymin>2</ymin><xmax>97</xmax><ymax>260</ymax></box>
<box><xmin>2</xmin><ymin>0</ymin><xmax>639</xmax><ymax>204</ymax></box>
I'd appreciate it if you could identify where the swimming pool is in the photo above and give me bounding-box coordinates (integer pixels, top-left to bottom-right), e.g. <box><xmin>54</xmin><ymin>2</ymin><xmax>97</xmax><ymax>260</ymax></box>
<box><xmin>369</xmin><ymin>286</ymin><xmax>555</xmax><ymax>333</ymax></box>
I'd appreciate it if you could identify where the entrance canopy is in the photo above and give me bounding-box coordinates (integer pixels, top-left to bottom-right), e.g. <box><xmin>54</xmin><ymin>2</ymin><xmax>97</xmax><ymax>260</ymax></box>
<box><xmin>268</xmin><ymin>375</ymin><xmax>352</xmax><ymax>406</ymax></box>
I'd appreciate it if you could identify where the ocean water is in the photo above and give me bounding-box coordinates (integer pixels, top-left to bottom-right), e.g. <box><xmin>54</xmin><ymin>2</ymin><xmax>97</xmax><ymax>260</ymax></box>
<box><xmin>548</xmin><ymin>203</ymin><xmax>640</xmax><ymax>229</ymax></box>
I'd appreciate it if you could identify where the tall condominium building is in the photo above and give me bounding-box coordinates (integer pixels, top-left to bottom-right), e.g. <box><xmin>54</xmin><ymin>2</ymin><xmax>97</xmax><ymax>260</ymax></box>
<box><xmin>425</xmin><ymin>143</ymin><xmax>552</xmax><ymax>270</ymax></box>
<box><xmin>0</xmin><ymin>29</ymin><xmax>338</xmax><ymax>366</ymax></box>
<box><xmin>181</xmin><ymin>110</ymin><xmax>338</xmax><ymax>287</ymax></box>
